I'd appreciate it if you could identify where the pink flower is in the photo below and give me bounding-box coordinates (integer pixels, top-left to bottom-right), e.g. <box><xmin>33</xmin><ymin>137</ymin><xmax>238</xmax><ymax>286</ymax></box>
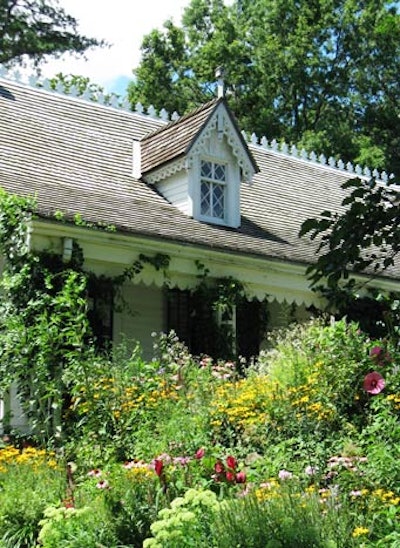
<box><xmin>305</xmin><ymin>465</ymin><xmax>319</xmax><ymax>476</ymax></box>
<box><xmin>96</xmin><ymin>479</ymin><xmax>109</xmax><ymax>489</ymax></box>
<box><xmin>226</xmin><ymin>455</ymin><xmax>237</xmax><ymax>470</ymax></box>
<box><xmin>214</xmin><ymin>460</ymin><xmax>225</xmax><ymax>474</ymax></box>
<box><xmin>363</xmin><ymin>371</ymin><xmax>385</xmax><ymax>394</ymax></box>
<box><xmin>236</xmin><ymin>471</ymin><xmax>247</xmax><ymax>483</ymax></box>
<box><xmin>195</xmin><ymin>448</ymin><xmax>205</xmax><ymax>460</ymax></box>
<box><xmin>87</xmin><ymin>468</ymin><xmax>102</xmax><ymax>477</ymax></box>
<box><xmin>154</xmin><ymin>459</ymin><xmax>164</xmax><ymax>477</ymax></box>
<box><xmin>278</xmin><ymin>469</ymin><xmax>293</xmax><ymax>480</ymax></box>
<box><xmin>370</xmin><ymin>346</ymin><xmax>383</xmax><ymax>359</ymax></box>
<box><xmin>173</xmin><ymin>456</ymin><xmax>191</xmax><ymax>466</ymax></box>
<box><xmin>226</xmin><ymin>471</ymin><xmax>235</xmax><ymax>482</ymax></box>
<box><xmin>369</xmin><ymin>346</ymin><xmax>391</xmax><ymax>365</ymax></box>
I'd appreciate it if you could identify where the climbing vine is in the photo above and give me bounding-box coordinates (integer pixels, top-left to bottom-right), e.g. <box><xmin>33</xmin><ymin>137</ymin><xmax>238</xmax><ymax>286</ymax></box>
<box><xmin>0</xmin><ymin>189</ymin><xmax>170</xmax><ymax>444</ymax></box>
<box><xmin>0</xmin><ymin>186</ymin><xmax>267</xmax><ymax>442</ymax></box>
<box><xmin>181</xmin><ymin>261</ymin><xmax>269</xmax><ymax>362</ymax></box>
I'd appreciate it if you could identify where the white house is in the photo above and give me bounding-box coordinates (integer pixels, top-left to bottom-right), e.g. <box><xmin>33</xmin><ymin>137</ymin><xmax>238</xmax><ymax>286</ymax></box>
<box><xmin>1</xmin><ymin>70</ymin><xmax>399</xmax><ymax>431</ymax></box>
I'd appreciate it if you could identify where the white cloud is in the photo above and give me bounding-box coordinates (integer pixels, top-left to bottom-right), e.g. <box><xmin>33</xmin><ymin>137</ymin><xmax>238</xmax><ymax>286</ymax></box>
<box><xmin>37</xmin><ymin>0</ymin><xmax>189</xmax><ymax>94</ymax></box>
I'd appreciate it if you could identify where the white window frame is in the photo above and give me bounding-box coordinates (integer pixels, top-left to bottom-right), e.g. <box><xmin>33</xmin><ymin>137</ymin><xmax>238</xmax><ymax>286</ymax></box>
<box><xmin>199</xmin><ymin>159</ymin><xmax>228</xmax><ymax>224</ymax></box>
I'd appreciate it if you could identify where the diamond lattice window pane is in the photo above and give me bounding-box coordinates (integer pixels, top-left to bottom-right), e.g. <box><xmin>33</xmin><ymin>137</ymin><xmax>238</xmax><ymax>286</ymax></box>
<box><xmin>201</xmin><ymin>182</ymin><xmax>211</xmax><ymax>216</ymax></box>
<box><xmin>213</xmin><ymin>184</ymin><xmax>224</xmax><ymax>218</ymax></box>
<box><xmin>201</xmin><ymin>161</ymin><xmax>212</xmax><ymax>178</ymax></box>
<box><xmin>214</xmin><ymin>164</ymin><xmax>226</xmax><ymax>181</ymax></box>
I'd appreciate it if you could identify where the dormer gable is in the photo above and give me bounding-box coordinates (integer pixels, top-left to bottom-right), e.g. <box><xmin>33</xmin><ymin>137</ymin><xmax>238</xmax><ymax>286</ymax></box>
<box><xmin>135</xmin><ymin>98</ymin><xmax>258</xmax><ymax>228</ymax></box>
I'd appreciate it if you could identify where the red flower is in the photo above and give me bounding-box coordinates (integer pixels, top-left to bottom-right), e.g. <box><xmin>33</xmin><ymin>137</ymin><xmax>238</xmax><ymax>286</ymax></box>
<box><xmin>214</xmin><ymin>460</ymin><xmax>225</xmax><ymax>474</ymax></box>
<box><xmin>195</xmin><ymin>448</ymin><xmax>205</xmax><ymax>460</ymax></box>
<box><xmin>363</xmin><ymin>371</ymin><xmax>385</xmax><ymax>395</ymax></box>
<box><xmin>154</xmin><ymin>459</ymin><xmax>164</xmax><ymax>477</ymax></box>
<box><xmin>236</xmin><ymin>471</ymin><xmax>247</xmax><ymax>483</ymax></box>
<box><xmin>226</xmin><ymin>471</ymin><xmax>235</xmax><ymax>482</ymax></box>
<box><xmin>226</xmin><ymin>455</ymin><xmax>237</xmax><ymax>470</ymax></box>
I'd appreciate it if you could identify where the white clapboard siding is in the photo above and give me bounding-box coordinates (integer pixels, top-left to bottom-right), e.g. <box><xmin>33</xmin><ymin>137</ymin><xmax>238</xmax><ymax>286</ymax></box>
<box><xmin>113</xmin><ymin>283</ymin><xmax>164</xmax><ymax>360</ymax></box>
<box><xmin>156</xmin><ymin>172</ymin><xmax>190</xmax><ymax>215</ymax></box>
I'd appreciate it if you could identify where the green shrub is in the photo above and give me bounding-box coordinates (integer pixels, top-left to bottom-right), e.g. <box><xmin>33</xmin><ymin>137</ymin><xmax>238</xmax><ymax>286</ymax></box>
<box><xmin>211</xmin><ymin>484</ymin><xmax>346</xmax><ymax>548</ymax></box>
<box><xmin>37</xmin><ymin>504</ymin><xmax>117</xmax><ymax>547</ymax></box>
<box><xmin>0</xmin><ymin>446</ymin><xmax>64</xmax><ymax>548</ymax></box>
<box><xmin>143</xmin><ymin>488</ymin><xmax>219</xmax><ymax>548</ymax></box>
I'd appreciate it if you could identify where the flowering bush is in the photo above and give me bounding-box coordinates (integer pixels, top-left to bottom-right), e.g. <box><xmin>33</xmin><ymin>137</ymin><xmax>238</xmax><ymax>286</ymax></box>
<box><xmin>0</xmin><ymin>445</ymin><xmax>64</xmax><ymax>547</ymax></box>
<box><xmin>1</xmin><ymin>319</ymin><xmax>400</xmax><ymax>546</ymax></box>
<box><xmin>143</xmin><ymin>488</ymin><xmax>220</xmax><ymax>548</ymax></box>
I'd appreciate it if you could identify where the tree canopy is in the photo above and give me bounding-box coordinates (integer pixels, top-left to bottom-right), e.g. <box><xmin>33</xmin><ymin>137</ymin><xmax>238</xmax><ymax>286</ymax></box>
<box><xmin>0</xmin><ymin>0</ymin><xmax>104</xmax><ymax>67</ymax></box>
<box><xmin>299</xmin><ymin>174</ymin><xmax>400</xmax><ymax>337</ymax></box>
<box><xmin>300</xmin><ymin>176</ymin><xmax>400</xmax><ymax>290</ymax></box>
<box><xmin>128</xmin><ymin>0</ymin><xmax>400</xmax><ymax>176</ymax></box>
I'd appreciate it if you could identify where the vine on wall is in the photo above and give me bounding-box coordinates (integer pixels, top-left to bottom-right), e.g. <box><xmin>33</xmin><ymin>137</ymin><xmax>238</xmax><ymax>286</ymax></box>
<box><xmin>175</xmin><ymin>261</ymin><xmax>270</xmax><ymax>362</ymax></box>
<box><xmin>0</xmin><ymin>187</ymin><xmax>267</xmax><ymax>442</ymax></box>
<box><xmin>0</xmin><ymin>189</ymin><xmax>170</xmax><ymax>444</ymax></box>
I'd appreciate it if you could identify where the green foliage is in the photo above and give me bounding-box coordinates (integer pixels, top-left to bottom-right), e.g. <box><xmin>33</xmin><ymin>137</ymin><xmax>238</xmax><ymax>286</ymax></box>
<box><xmin>300</xmin><ymin>175</ymin><xmax>400</xmax><ymax>337</ymax></box>
<box><xmin>300</xmin><ymin>176</ymin><xmax>400</xmax><ymax>288</ymax></box>
<box><xmin>37</xmin><ymin>505</ymin><xmax>117</xmax><ymax>548</ymax></box>
<box><xmin>0</xmin><ymin>446</ymin><xmax>65</xmax><ymax>548</ymax></box>
<box><xmin>0</xmin><ymin>0</ymin><xmax>104</xmax><ymax>67</ymax></box>
<box><xmin>0</xmin><ymin>256</ymin><xmax>90</xmax><ymax>442</ymax></box>
<box><xmin>0</xmin><ymin>190</ymin><xmax>90</xmax><ymax>443</ymax></box>
<box><xmin>188</xmin><ymin>264</ymin><xmax>269</xmax><ymax>361</ymax></box>
<box><xmin>0</xmin><ymin>188</ymin><xmax>173</xmax><ymax>445</ymax></box>
<box><xmin>1</xmin><ymin>319</ymin><xmax>400</xmax><ymax>545</ymax></box>
<box><xmin>68</xmin><ymin>334</ymin><xmax>215</xmax><ymax>463</ymax></box>
<box><xmin>129</xmin><ymin>0</ymin><xmax>400</xmax><ymax>176</ymax></box>
<box><xmin>144</xmin><ymin>488</ymin><xmax>220</xmax><ymax>548</ymax></box>
<box><xmin>212</xmin><ymin>488</ymin><xmax>338</xmax><ymax>548</ymax></box>
<box><xmin>100</xmin><ymin>463</ymin><xmax>166</xmax><ymax>547</ymax></box>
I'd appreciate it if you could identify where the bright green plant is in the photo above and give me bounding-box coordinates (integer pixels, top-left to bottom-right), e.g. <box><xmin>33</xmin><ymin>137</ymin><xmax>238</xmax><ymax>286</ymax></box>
<box><xmin>101</xmin><ymin>461</ymin><xmax>168</xmax><ymax>547</ymax></box>
<box><xmin>37</xmin><ymin>504</ymin><xmax>118</xmax><ymax>548</ymax></box>
<box><xmin>212</xmin><ymin>487</ymin><xmax>339</xmax><ymax>548</ymax></box>
<box><xmin>143</xmin><ymin>488</ymin><xmax>220</xmax><ymax>548</ymax></box>
<box><xmin>0</xmin><ymin>445</ymin><xmax>65</xmax><ymax>548</ymax></box>
<box><xmin>0</xmin><ymin>188</ymin><xmax>171</xmax><ymax>446</ymax></box>
<box><xmin>0</xmin><ymin>190</ymin><xmax>91</xmax><ymax>443</ymax></box>
<box><xmin>69</xmin><ymin>333</ymin><xmax>219</xmax><ymax>463</ymax></box>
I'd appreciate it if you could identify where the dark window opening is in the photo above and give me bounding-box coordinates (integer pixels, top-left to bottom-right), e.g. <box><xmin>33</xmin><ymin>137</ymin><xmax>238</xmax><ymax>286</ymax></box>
<box><xmin>166</xmin><ymin>289</ymin><xmax>268</xmax><ymax>362</ymax></box>
<box><xmin>87</xmin><ymin>279</ymin><xmax>113</xmax><ymax>350</ymax></box>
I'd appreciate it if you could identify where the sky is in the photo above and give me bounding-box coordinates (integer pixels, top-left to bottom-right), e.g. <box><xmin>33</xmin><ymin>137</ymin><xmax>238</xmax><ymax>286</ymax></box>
<box><xmin>36</xmin><ymin>0</ymin><xmax>191</xmax><ymax>96</ymax></box>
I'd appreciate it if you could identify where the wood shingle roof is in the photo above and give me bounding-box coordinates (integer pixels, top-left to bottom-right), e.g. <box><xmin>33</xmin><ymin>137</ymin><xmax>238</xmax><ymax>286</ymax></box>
<box><xmin>0</xmin><ymin>76</ymin><xmax>399</xmax><ymax>280</ymax></box>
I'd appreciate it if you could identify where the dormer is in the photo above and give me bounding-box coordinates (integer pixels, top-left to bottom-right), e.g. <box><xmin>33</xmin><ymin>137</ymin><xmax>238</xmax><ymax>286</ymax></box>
<box><xmin>134</xmin><ymin>98</ymin><xmax>258</xmax><ymax>228</ymax></box>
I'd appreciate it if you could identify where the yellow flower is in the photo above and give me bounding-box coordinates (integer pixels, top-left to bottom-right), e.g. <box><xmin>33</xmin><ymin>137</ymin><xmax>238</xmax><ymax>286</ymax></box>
<box><xmin>352</xmin><ymin>527</ymin><xmax>369</xmax><ymax>538</ymax></box>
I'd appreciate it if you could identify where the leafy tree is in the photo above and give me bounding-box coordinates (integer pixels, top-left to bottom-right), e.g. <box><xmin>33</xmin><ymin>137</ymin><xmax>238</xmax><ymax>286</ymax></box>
<box><xmin>300</xmin><ymin>177</ymin><xmax>400</xmax><ymax>289</ymax></box>
<box><xmin>46</xmin><ymin>72</ymin><xmax>120</xmax><ymax>105</ymax></box>
<box><xmin>128</xmin><ymin>0</ymin><xmax>400</xmax><ymax>176</ymax></box>
<box><xmin>0</xmin><ymin>0</ymin><xmax>104</xmax><ymax>67</ymax></box>
<box><xmin>300</xmin><ymin>175</ymin><xmax>400</xmax><ymax>337</ymax></box>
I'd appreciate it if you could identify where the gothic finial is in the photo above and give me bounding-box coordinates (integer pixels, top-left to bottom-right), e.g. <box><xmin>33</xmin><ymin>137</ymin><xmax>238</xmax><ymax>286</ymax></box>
<box><xmin>215</xmin><ymin>66</ymin><xmax>225</xmax><ymax>99</ymax></box>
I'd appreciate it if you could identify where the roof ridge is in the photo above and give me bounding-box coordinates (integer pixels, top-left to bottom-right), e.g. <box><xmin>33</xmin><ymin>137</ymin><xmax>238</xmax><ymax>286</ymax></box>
<box><xmin>244</xmin><ymin>132</ymin><xmax>391</xmax><ymax>183</ymax></box>
<box><xmin>0</xmin><ymin>65</ymin><xmax>390</xmax><ymax>182</ymax></box>
<box><xmin>0</xmin><ymin>65</ymin><xmax>179</xmax><ymax>122</ymax></box>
